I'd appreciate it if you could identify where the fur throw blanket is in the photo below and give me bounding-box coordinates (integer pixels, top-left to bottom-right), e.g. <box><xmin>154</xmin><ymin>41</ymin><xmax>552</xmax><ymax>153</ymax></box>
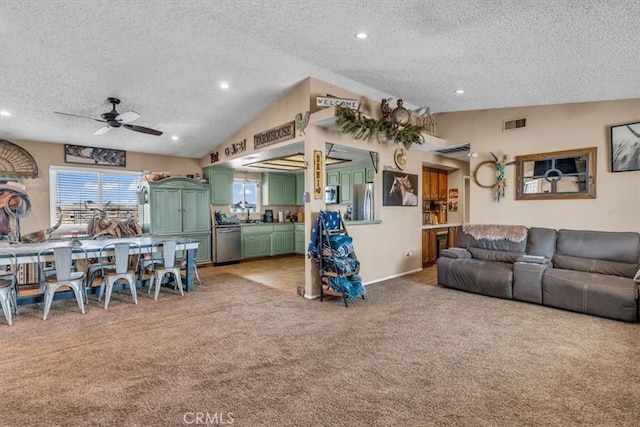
<box><xmin>462</xmin><ymin>224</ymin><xmax>528</xmax><ymax>243</ymax></box>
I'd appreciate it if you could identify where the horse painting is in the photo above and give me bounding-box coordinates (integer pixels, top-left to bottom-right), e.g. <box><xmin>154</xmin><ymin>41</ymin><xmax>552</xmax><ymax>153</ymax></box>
<box><xmin>387</xmin><ymin>173</ymin><xmax>418</xmax><ymax>206</ymax></box>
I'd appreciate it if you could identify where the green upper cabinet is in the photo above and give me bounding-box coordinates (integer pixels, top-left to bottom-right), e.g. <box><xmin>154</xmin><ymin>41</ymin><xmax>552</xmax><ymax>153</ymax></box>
<box><xmin>204</xmin><ymin>166</ymin><xmax>233</xmax><ymax>206</ymax></box>
<box><xmin>339</xmin><ymin>170</ymin><xmax>352</xmax><ymax>203</ymax></box>
<box><xmin>365</xmin><ymin>167</ymin><xmax>374</xmax><ymax>183</ymax></box>
<box><xmin>262</xmin><ymin>172</ymin><xmax>297</xmax><ymax>206</ymax></box>
<box><xmin>295</xmin><ymin>172</ymin><xmax>304</xmax><ymax>206</ymax></box>
<box><xmin>352</xmin><ymin>168</ymin><xmax>366</xmax><ymax>185</ymax></box>
<box><xmin>326</xmin><ymin>171</ymin><xmax>339</xmax><ymax>186</ymax></box>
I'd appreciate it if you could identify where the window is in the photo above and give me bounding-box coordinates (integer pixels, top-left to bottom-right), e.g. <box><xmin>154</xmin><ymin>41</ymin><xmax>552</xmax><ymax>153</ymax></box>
<box><xmin>50</xmin><ymin>166</ymin><xmax>142</xmax><ymax>230</ymax></box>
<box><xmin>231</xmin><ymin>179</ymin><xmax>260</xmax><ymax>213</ymax></box>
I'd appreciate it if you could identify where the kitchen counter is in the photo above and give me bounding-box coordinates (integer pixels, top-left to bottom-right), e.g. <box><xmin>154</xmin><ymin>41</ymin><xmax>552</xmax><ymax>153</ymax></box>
<box><xmin>422</xmin><ymin>223</ymin><xmax>462</xmax><ymax>229</ymax></box>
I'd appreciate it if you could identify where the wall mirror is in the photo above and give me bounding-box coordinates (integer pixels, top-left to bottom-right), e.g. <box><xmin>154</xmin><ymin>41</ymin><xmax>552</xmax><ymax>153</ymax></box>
<box><xmin>515</xmin><ymin>147</ymin><xmax>597</xmax><ymax>200</ymax></box>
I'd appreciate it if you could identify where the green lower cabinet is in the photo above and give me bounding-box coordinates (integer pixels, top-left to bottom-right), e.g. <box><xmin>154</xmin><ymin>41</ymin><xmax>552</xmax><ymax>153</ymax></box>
<box><xmin>182</xmin><ymin>232</ymin><xmax>212</xmax><ymax>264</ymax></box>
<box><xmin>272</xmin><ymin>230</ymin><xmax>294</xmax><ymax>255</ymax></box>
<box><xmin>242</xmin><ymin>234</ymin><xmax>272</xmax><ymax>259</ymax></box>
<box><xmin>295</xmin><ymin>225</ymin><xmax>305</xmax><ymax>254</ymax></box>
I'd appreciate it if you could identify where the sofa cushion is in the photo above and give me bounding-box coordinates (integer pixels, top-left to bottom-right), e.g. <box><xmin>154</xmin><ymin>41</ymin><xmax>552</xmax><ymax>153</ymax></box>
<box><xmin>437</xmin><ymin>257</ymin><xmax>514</xmax><ymax>300</ymax></box>
<box><xmin>553</xmin><ymin>229</ymin><xmax>640</xmax><ymax>278</ymax></box>
<box><xmin>468</xmin><ymin>247</ymin><xmax>523</xmax><ymax>263</ymax></box>
<box><xmin>542</xmin><ymin>268</ymin><xmax>638</xmax><ymax>322</ymax></box>
<box><xmin>526</xmin><ymin>227</ymin><xmax>557</xmax><ymax>259</ymax></box>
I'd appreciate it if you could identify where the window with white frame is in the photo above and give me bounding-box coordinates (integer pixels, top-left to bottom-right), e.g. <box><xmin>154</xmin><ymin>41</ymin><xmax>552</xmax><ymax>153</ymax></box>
<box><xmin>49</xmin><ymin>166</ymin><xmax>142</xmax><ymax>231</ymax></box>
<box><xmin>231</xmin><ymin>179</ymin><xmax>260</xmax><ymax>214</ymax></box>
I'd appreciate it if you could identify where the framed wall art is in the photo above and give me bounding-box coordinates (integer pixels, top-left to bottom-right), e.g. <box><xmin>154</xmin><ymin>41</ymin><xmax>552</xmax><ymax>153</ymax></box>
<box><xmin>65</xmin><ymin>144</ymin><xmax>126</xmax><ymax>167</ymax></box>
<box><xmin>610</xmin><ymin>122</ymin><xmax>640</xmax><ymax>172</ymax></box>
<box><xmin>383</xmin><ymin>170</ymin><xmax>419</xmax><ymax>206</ymax></box>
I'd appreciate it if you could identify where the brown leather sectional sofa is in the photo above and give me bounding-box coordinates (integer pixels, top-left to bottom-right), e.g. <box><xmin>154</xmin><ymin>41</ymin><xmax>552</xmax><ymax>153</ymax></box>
<box><xmin>437</xmin><ymin>226</ymin><xmax>640</xmax><ymax>322</ymax></box>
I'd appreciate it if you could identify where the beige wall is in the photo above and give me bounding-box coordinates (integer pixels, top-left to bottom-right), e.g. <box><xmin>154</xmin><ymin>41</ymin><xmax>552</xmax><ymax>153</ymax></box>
<box><xmin>6</xmin><ymin>138</ymin><xmax>201</xmax><ymax>234</ymax></box>
<box><xmin>436</xmin><ymin>98</ymin><xmax>640</xmax><ymax>232</ymax></box>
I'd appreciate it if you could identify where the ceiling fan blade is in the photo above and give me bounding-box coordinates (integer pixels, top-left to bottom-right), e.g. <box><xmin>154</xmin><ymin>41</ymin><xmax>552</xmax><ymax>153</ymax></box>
<box><xmin>54</xmin><ymin>111</ymin><xmax>106</xmax><ymax>123</ymax></box>
<box><xmin>123</xmin><ymin>124</ymin><xmax>163</xmax><ymax>136</ymax></box>
<box><xmin>93</xmin><ymin>125</ymin><xmax>112</xmax><ymax>135</ymax></box>
<box><xmin>116</xmin><ymin>111</ymin><xmax>141</xmax><ymax>123</ymax></box>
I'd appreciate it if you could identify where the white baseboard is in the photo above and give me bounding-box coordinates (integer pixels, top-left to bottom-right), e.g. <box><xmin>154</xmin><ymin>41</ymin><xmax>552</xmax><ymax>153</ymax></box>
<box><xmin>303</xmin><ymin>268</ymin><xmax>424</xmax><ymax>299</ymax></box>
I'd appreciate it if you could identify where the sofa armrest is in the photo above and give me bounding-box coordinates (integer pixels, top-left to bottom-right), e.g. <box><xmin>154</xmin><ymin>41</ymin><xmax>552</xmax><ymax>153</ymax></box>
<box><xmin>440</xmin><ymin>248</ymin><xmax>472</xmax><ymax>259</ymax></box>
<box><xmin>517</xmin><ymin>255</ymin><xmax>552</xmax><ymax>267</ymax></box>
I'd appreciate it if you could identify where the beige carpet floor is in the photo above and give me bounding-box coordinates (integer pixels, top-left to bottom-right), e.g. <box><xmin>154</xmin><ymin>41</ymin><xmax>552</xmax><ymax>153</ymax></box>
<box><xmin>2</xmin><ymin>269</ymin><xmax>639</xmax><ymax>427</ymax></box>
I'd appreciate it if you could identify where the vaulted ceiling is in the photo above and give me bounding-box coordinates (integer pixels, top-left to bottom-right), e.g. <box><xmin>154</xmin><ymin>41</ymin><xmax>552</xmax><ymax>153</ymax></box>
<box><xmin>1</xmin><ymin>0</ymin><xmax>638</xmax><ymax>159</ymax></box>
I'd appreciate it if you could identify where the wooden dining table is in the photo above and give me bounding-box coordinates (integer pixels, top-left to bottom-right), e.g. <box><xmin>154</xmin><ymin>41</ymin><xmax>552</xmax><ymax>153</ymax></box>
<box><xmin>0</xmin><ymin>235</ymin><xmax>200</xmax><ymax>305</ymax></box>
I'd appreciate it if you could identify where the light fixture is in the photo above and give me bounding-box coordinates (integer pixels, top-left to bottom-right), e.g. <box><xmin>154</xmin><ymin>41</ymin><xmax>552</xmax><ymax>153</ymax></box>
<box><xmin>171</xmin><ymin>135</ymin><xmax>179</xmax><ymax>141</ymax></box>
<box><xmin>355</xmin><ymin>32</ymin><xmax>368</xmax><ymax>39</ymax></box>
<box><xmin>455</xmin><ymin>89</ymin><xmax>465</xmax><ymax>94</ymax></box>
<box><xmin>0</xmin><ymin>110</ymin><xmax>11</xmax><ymax>117</ymax></box>
<box><xmin>468</xmin><ymin>152</ymin><xmax>478</xmax><ymax>158</ymax></box>
<box><xmin>220</xmin><ymin>82</ymin><xmax>230</xmax><ymax>89</ymax></box>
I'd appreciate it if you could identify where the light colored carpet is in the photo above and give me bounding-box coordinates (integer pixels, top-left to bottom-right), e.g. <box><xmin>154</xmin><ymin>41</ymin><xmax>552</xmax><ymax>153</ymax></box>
<box><xmin>2</xmin><ymin>269</ymin><xmax>639</xmax><ymax>426</ymax></box>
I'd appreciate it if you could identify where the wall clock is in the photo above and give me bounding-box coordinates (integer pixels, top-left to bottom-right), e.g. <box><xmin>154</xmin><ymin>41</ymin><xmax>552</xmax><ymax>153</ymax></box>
<box><xmin>391</xmin><ymin>99</ymin><xmax>411</xmax><ymax>126</ymax></box>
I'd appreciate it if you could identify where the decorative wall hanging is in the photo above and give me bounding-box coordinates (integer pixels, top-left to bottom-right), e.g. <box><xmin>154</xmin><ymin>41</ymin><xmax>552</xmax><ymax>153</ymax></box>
<box><xmin>254</xmin><ymin>121</ymin><xmax>295</xmax><ymax>149</ymax></box>
<box><xmin>335</xmin><ymin>101</ymin><xmax>427</xmax><ymax>149</ymax></box>
<box><xmin>295</xmin><ymin>111</ymin><xmax>310</xmax><ymax>136</ymax></box>
<box><xmin>210</xmin><ymin>152</ymin><xmax>219</xmax><ymax>163</ymax></box>
<box><xmin>65</xmin><ymin>144</ymin><xmax>126</xmax><ymax>167</ymax></box>
<box><xmin>225</xmin><ymin>139</ymin><xmax>246</xmax><ymax>157</ymax></box>
<box><xmin>382</xmin><ymin>171</ymin><xmax>418</xmax><ymax>206</ymax></box>
<box><xmin>471</xmin><ymin>152</ymin><xmax>515</xmax><ymax>202</ymax></box>
<box><xmin>313</xmin><ymin>150</ymin><xmax>323</xmax><ymax>199</ymax></box>
<box><xmin>316</xmin><ymin>96</ymin><xmax>359</xmax><ymax>109</ymax></box>
<box><xmin>610</xmin><ymin>122</ymin><xmax>640</xmax><ymax>172</ymax></box>
<box><xmin>448</xmin><ymin>188</ymin><xmax>458</xmax><ymax>199</ymax></box>
<box><xmin>0</xmin><ymin>139</ymin><xmax>39</xmax><ymax>178</ymax></box>
<box><xmin>393</xmin><ymin>148</ymin><xmax>407</xmax><ymax>170</ymax></box>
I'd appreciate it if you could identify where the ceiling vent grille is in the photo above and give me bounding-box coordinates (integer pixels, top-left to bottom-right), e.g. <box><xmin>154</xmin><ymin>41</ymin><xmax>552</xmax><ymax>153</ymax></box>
<box><xmin>431</xmin><ymin>143</ymin><xmax>470</xmax><ymax>161</ymax></box>
<box><xmin>503</xmin><ymin>117</ymin><xmax>527</xmax><ymax>132</ymax></box>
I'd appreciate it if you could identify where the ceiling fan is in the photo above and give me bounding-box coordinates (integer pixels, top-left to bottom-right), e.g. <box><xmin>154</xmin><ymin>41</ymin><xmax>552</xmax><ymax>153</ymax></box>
<box><xmin>54</xmin><ymin>97</ymin><xmax>163</xmax><ymax>136</ymax></box>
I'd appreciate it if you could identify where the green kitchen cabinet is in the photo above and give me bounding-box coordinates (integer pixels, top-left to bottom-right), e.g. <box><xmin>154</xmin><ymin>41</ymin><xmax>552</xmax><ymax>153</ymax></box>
<box><xmin>295</xmin><ymin>172</ymin><xmax>305</xmax><ymax>206</ymax></box>
<box><xmin>262</xmin><ymin>173</ymin><xmax>297</xmax><ymax>206</ymax></box>
<box><xmin>365</xmin><ymin>167</ymin><xmax>375</xmax><ymax>183</ymax></box>
<box><xmin>272</xmin><ymin>224</ymin><xmax>294</xmax><ymax>255</ymax></box>
<box><xmin>242</xmin><ymin>234</ymin><xmax>272</xmax><ymax>258</ymax></box>
<box><xmin>204</xmin><ymin>166</ymin><xmax>233</xmax><ymax>206</ymax></box>
<box><xmin>141</xmin><ymin>177</ymin><xmax>211</xmax><ymax>264</ymax></box>
<box><xmin>242</xmin><ymin>225</ymin><xmax>273</xmax><ymax>259</ymax></box>
<box><xmin>326</xmin><ymin>171</ymin><xmax>339</xmax><ymax>186</ymax></box>
<box><xmin>339</xmin><ymin>170</ymin><xmax>352</xmax><ymax>203</ymax></box>
<box><xmin>352</xmin><ymin>168</ymin><xmax>366</xmax><ymax>185</ymax></box>
<box><xmin>295</xmin><ymin>224</ymin><xmax>305</xmax><ymax>254</ymax></box>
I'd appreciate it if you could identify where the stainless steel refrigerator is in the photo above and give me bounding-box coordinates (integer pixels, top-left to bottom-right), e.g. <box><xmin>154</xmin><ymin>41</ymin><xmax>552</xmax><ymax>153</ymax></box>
<box><xmin>352</xmin><ymin>183</ymin><xmax>374</xmax><ymax>220</ymax></box>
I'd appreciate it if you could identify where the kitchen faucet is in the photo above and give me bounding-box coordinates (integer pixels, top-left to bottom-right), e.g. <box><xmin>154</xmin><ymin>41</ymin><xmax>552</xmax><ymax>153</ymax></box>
<box><xmin>245</xmin><ymin>206</ymin><xmax>252</xmax><ymax>223</ymax></box>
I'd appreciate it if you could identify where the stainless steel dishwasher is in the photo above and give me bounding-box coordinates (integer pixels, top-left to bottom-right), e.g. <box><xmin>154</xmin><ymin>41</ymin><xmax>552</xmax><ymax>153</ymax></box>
<box><xmin>214</xmin><ymin>225</ymin><xmax>241</xmax><ymax>263</ymax></box>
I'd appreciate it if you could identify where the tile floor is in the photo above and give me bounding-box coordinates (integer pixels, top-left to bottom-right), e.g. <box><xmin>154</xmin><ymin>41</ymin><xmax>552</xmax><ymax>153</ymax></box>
<box><xmin>201</xmin><ymin>255</ymin><xmax>439</xmax><ymax>294</ymax></box>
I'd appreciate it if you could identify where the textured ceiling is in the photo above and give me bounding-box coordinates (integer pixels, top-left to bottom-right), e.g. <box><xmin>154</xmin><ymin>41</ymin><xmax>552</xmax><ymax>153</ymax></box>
<box><xmin>1</xmin><ymin>0</ymin><xmax>639</xmax><ymax>159</ymax></box>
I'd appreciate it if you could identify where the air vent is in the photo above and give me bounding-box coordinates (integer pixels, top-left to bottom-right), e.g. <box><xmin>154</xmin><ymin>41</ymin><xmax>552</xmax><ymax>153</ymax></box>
<box><xmin>431</xmin><ymin>143</ymin><xmax>470</xmax><ymax>161</ymax></box>
<box><xmin>503</xmin><ymin>117</ymin><xmax>527</xmax><ymax>131</ymax></box>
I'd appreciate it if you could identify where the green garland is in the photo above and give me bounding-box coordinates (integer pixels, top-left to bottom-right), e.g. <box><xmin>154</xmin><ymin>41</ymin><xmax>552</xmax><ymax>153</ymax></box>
<box><xmin>335</xmin><ymin>105</ymin><xmax>425</xmax><ymax>149</ymax></box>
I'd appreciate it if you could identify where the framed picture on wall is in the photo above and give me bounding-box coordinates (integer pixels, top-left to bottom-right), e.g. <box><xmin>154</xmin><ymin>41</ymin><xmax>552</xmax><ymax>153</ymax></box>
<box><xmin>382</xmin><ymin>170</ymin><xmax>419</xmax><ymax>206</ymax></box>
<box><xmin>610</xmin><ymin>122</ymin><xmax>640</xmax><ymax>172</ymax></box>
<box><xmin>65</xmin><ymin>144</ymin><xmax>126</xmax><ymax>167</ymax></box>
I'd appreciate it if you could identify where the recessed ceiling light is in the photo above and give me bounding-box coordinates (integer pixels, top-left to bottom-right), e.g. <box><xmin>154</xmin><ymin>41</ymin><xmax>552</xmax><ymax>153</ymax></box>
<box><xmin>355</xmin><ymin>32</ymin><xmax>368</xmax><ymax>39</ymax></box>
<box><xmin>171</xmin><ymin>136</ymin><xmax>179</xmax><ymax>141</ymax></box>
<box><xmin>455</xmin><ymin>89</ymin><xmax>465</xmax><ymax>94</ymax></box>
<box><xmin>220</xmin><ymin>82</ymin><xmax>230</xmax><ymax>89</ymax></box>
<box><xmin>0</xmin><ymin>110</ymin><xmax>11</xmax><ymax>117</ymax></box>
